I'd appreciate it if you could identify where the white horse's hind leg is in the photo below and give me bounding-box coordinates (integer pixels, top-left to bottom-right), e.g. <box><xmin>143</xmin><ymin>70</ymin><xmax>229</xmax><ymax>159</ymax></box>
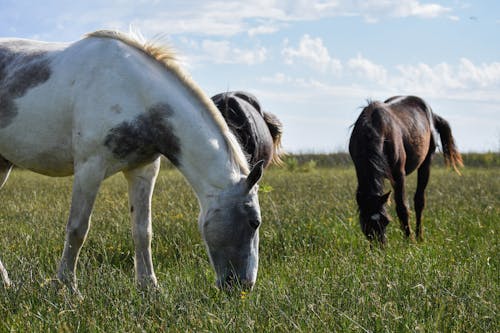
<box><xmin>0</xmin><ymin>157</ymin><xmax>13</xmax><ymax>287</ymax></box>
<box><xmin>57</xmin><ymin>159</ymin><xmax>104</xmax><ymax>292</ymax></box>
<box><xmin>123</xmin><ymin>158</ymin><xmax>161</xmax><ymax>288</ymax></box>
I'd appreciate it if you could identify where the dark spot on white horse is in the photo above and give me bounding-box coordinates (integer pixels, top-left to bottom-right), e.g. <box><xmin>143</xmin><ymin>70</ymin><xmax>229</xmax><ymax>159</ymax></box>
<box><xmin>0</xmin><ymin>45</ymin><xmax>51</xmax><ymax>128</ymax></box>
<box><xmin>104</xmin><ymin>103</ymin><xmax>181</xmax><ymax>165</ymax></box>
<box><xmin>130</xmin><ymin>205</ymin><xmax>134</xmax><ymax>213</ymax></box>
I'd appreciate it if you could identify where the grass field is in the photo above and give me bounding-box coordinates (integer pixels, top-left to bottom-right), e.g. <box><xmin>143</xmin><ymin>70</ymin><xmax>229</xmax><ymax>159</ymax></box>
<box><xmin>0</xmin><ymin>165</ymin><xmax>498</xmax><ymax>332</ymax></box>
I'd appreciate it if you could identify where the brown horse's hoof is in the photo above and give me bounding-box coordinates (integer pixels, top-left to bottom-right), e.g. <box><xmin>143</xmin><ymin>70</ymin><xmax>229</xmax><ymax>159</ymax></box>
<box><xmin>403</xmin><ymin>232</ymin><xmax>416</xmax><ymax>243</ymax></box>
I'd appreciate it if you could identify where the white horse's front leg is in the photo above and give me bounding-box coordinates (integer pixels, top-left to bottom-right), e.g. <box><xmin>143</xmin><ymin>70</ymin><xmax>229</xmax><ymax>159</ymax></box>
<box><xmin>57</xmin><ymin>159</ymin><xmax>104</xmax><ymax>292</ymax></box>
<box><xmin>124</xmin><ymin>159</ymin><xmax>160</xmax><ymax>288</ymax></box>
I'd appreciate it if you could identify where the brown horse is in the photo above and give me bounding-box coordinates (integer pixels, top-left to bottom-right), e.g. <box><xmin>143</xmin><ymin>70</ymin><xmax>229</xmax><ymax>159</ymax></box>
<box><xmin>212</xmin><ymin>91</ymin><xmax>283</xmax><ymax>168</ymax></box>
<box><xmin>349</xmin><ymin>96</ymin><xmax>463</xmax><ymax>244</ymax></box>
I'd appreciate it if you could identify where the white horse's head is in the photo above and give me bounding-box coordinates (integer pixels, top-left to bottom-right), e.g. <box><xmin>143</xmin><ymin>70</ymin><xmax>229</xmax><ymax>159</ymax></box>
<box><xmin>199</xmin><ymin>161</ymin><xmax>264</xmax><ymax>290</ymax></box>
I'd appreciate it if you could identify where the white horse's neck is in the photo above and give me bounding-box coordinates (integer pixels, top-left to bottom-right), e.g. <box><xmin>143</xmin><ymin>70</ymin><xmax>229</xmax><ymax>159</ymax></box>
<box><xmin>175</xmin><ymin>108</ymin><xmax>244</xmax><ymax>205</ymax></box>
<box><xmin>156</xmin><ymin>72</ymin><xmax>248</xmax><ymax>207</ymax></box>
<box><xmin>84</xmin><ymin>32</ymin><xmax>249</xmax><ymax>208</ymax></box>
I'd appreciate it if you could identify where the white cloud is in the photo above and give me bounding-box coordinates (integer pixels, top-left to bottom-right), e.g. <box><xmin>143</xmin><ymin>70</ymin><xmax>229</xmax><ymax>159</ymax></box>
<box><xmin>277</xmin><ymin>33</ymin><xmax>500</xmax><ymax>101</ymax></box>
<box><xmin>248</xmin><ymin>24</ymin><xmax>281</xmax><ymax>37</ymax></box>
<box><xmin>457</xmin><ymin>58</ymin><xmax>500</xmax><ymax>87</ymax></box>
<box><xmin>352</xmin><ymin>0</ymin><xmax>451</xmax><ymax>22</ymax></box>
<box><xmin>200</xmin><ymin>40</ymin><xmax>267</xmax><ymax>64</ymax></box>
<box><xmin>347</xmin><ymin>54</ymin><xmax>388</xmax><ymax>83</ymax></box>
<box><xmin>259</xmin><ymin>72</ymin><xmax>387</xmax><ymax>99</ymax></box>
<box><xmin>274</xmin><ymin>40</ymin><xmax>500</xmax><ymax>102</ymax></box>
<box><xmin>259</xmin><ymin>72</ymin><xmax>293</xmax><ymax>84</ymax></box>
<box><xmin>392</xmin><ymin>1</ymin><xmax>450</xmax><ymax>18</ymax></box>
<box><xmin>393</xmin><ymin>59</ymin><xmax>500</xmax><ymax>99</ymax></box>
<box><xmin>0</xmin><ymin>1</ymin><xmax>454</xmax><ymax>42</ymax></box>
<box><xmin>282</xmin><ymin>34</ymin><xmax>342</xmax><ymax>75</ymax></box>
<box><xmin>395</xmin><ymin>62</ymin><xmax>463</xmax><ymax>92</ymax></box>
<box><xmin>233</xmin><ymin>0</ymin><xmax>452</xmax><ymax>22</ymax></box>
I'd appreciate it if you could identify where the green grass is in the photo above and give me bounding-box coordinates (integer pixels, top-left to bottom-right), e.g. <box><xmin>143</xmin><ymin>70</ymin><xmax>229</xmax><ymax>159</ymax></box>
<box><xmin>0</xmin><ymin>166</ymin><xmax>498</xmax><ymax>332</ymax></box>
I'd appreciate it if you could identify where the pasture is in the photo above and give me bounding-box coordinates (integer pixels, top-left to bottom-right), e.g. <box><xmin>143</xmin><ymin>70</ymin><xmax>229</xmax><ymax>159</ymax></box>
<box><xmin>0</xmin><ymin>161</ymin><xmax>498</xmax><ymax>331</ymax></box>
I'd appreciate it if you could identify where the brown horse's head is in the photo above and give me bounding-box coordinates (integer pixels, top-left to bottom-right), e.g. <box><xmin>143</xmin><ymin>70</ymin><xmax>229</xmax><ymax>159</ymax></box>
<box><xmin>357</xmin><ymin>191</ymin><xmax>392</xmax><ymax>244</ymax></box>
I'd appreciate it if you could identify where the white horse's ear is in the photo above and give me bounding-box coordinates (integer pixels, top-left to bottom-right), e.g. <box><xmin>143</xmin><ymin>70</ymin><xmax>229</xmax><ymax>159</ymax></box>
<box><xmin>246</xmin><ymin>160</ymin><xmax>264</xmax><ymax>192</ymax></box>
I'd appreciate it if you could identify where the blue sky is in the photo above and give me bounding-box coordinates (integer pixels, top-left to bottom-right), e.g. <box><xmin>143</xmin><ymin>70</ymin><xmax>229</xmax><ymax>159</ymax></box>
<box><xmin>1</xmin><ymin>0</ymin><xmax>499</xmax><ymax>152</ymax></box>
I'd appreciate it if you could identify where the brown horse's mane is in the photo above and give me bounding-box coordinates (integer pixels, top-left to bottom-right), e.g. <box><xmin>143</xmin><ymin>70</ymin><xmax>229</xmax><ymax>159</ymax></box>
<box><xmin>352</xmin><ymin>101</ymin><xmax>392</xmax><ymax>197</ymax></box>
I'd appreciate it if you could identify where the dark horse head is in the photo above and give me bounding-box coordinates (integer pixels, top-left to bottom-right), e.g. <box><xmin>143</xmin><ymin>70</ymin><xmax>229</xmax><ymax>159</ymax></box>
<box><xmin>212</xmin><ymin>91</ymin><xmax>283</xmax><ymax>168</ymax></box>
<box><xmin>349</xmin><ymin>96</ymin><xmax>462</xmax><ymax>244</ymax></box>
<box><xmin>356</xmin><ymin>191</ymin><xmax>392</xmax><ymax>243</ymax></box>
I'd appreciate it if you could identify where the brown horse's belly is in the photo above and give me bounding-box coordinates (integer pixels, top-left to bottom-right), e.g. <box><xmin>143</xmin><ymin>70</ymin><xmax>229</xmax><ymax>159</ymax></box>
<box><xmin>404</xmin><ymin>136</ymin><xmax>430</xmax><ymax>175</ymax></box>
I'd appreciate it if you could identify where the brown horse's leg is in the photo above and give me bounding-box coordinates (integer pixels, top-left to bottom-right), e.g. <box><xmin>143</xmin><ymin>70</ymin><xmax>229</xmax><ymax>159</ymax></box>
<box><xmin>414</xmin><ymin>155</ymin><xmax>432</xmax><ymax>242</ymax></box>
<box><xmin>393</xmin><ymin>171</ymin><xmax>412</xmax><ymax>239</ymax></box>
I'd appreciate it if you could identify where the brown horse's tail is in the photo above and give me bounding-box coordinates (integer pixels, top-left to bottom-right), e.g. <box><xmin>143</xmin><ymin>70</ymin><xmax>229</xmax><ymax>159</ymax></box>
<box><xmin>432</xmin><ymin>113</ymin><xmax>463</xmax><ymax>174</ymax></box>
<box><xmin>262</xmin><ymin>111</ymin><xmax>285</xmax><ymax>166</ymax></box>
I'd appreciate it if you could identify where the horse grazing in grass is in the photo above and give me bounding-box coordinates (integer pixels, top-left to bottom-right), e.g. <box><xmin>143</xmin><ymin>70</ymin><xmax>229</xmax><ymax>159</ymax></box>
<box><xmin>0</xmin><ymin>30</ymin><xmax>265</xmax><ymax>292</ymax></box>
<box><xmin>349</xmin><ymin>96</ymin><xmax>463</xmax><ymax>244</ymax></box>
<box><xmin>212</xmin><ymin>91</ymin><xmax>283</xmax><ymax>168</ymax></box>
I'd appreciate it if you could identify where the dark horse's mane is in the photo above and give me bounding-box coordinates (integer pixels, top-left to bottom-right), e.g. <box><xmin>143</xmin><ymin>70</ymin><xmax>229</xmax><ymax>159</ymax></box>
<box><xmin>212</xmin><ymin>91</ymin><xmax>283</xmax><ymax>167</ymax></box>
<box><xmin>351</xmin><ymin>100</ymin><xmax>392</xmax><ymax>198</ymax></box>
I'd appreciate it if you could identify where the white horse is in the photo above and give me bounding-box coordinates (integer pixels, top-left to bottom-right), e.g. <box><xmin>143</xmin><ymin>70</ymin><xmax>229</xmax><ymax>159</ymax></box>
<box><xmin>0</xmin><ymin>30</ymin><xmax>264</xmax><ymax>292</ymax></box>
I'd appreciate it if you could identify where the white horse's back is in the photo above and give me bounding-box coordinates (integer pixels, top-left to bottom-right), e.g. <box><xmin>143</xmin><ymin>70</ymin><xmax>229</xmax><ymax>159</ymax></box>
<box><xmin>0</xmin><ymin>35</ymin><xmax>172</xmax><ymax>176</ymax></box>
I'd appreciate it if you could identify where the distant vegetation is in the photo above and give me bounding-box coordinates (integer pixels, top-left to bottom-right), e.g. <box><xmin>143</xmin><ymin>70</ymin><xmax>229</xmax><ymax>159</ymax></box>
<box><xmin>279</xmin><ymin>152</ymin><xmax>500</xmax><ymax>170</ymax></box>
<box><xmin>159</xmin><ymin>152</ymin><xmax>500</xmax><ymax>170</ymax></box>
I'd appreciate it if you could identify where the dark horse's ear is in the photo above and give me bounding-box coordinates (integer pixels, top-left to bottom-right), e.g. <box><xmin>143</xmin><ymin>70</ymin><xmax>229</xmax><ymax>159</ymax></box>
<box><xmin>246</xmin><ymin>160</ymin><xmax>264</xmax><ymax>192</ymax></box>
<box><xmin>379</xmin><ymin>191</ymin><xmax>391</xmax><ymax>204</ymax></box>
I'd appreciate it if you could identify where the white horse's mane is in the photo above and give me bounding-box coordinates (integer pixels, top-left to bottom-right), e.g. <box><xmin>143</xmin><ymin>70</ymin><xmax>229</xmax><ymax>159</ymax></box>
<box><xmin>86</xmin><ymin>30</ymin><xmax>249</xmax><ymax>174</ymax></box>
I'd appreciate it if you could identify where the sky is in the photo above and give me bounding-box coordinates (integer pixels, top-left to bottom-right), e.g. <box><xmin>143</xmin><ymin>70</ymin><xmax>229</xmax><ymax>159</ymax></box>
<box><xmin>1</xmin><ymin>0</ymin><xmax>499</xmax><ymax>152</ymax></box>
